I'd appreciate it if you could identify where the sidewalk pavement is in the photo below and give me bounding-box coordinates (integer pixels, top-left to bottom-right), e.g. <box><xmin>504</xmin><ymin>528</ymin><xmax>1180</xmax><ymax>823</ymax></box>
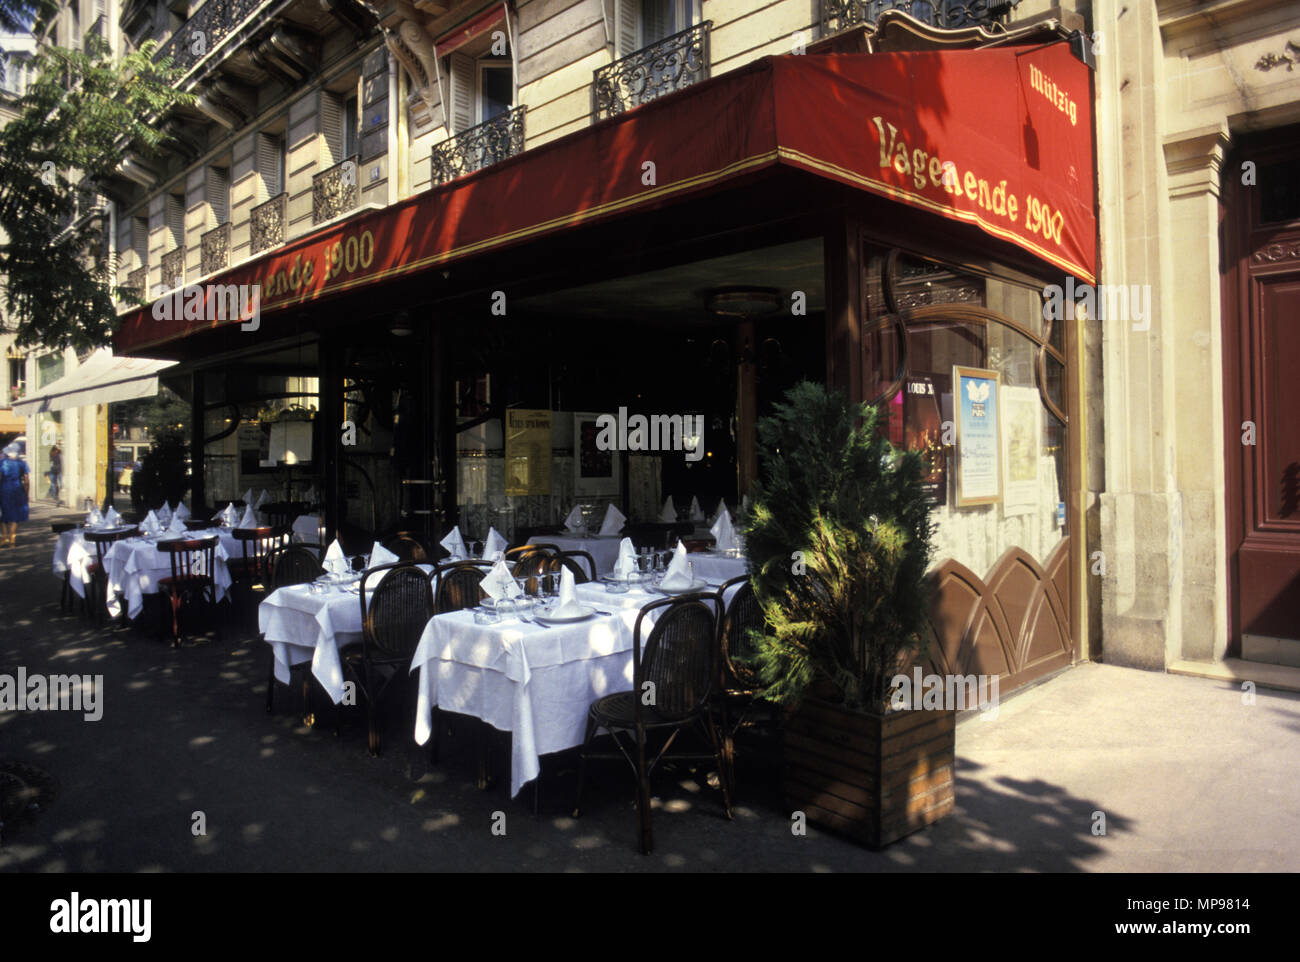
<box><xmin>2</xmin><ymin>502</ymin><xmax>1298</xmax><ymax>872</ymax></box>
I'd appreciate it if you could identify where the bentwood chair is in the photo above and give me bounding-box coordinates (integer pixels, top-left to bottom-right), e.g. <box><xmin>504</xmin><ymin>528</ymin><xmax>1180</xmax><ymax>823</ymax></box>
<box><xmin>263</xmin><ymin>543</ymin><xmax>325</xmax><ymax>714</ymax></box>
<box><xmin>713</xmin><ymin>575</ymin><xmax>772</xmax><ymax>798</ymax></box>
<box><xmin>83</xmin><ymin>526</ymin><xmax>138</xmax><ymax>626</ymax></box>
<box><xmin>345</xmin><ymin>563</ymin><xmax>434</xmax><ymax>756</ymax></box>
<box><xmin>509</xmin><ymin>546</ymin><xmax>554</xmax><ymax>594</ymax></box>
<box><xmin>382</xmin><ymin>532</ymin><xmax>429</xmax><ymax>563</ymax></box>
<box><xmin>549</xmin><ymin>549</ymin><xmax>597</xmax><ymax>584</ymax></box>
<box><xmin>230</xmin><ymin>526</ymin><xmax>287</xmax><ymax>629</ymax></box>
<box><xmin>430</xmin><ymin>560</ymin><xmax>493</xmax><ymax>614</ymax></box>
<box><xmin>157</xmin><ymin>536</ymin><xmax>224</xmax><ymax>648</ymax></box>
<box><xmin>52</xmin><ymin>522</ymin><xmax>77</xmax><ymax>614</ymax></box>
<box><xmin>573</xmin><ymin>593</ymin><xmax>733</xmax><ymax>854</ymax></box>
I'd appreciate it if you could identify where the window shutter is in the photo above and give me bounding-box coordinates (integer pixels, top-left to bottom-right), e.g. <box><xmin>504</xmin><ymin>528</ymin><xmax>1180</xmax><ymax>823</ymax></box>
<box><xmin>132</xmin><ymin>216</ymin><xmax>148</xmax><ymax>269</ymax></box>
<box><xmin>257</xmin><ymin>132</ymin><xmax>282</xmax><ymax>199</ymax></box>
<box><xmin>615</xmin><ymin>0</ymin><xmax>639</xmax><ymax>57</ymax></box>
<box><xmin>165</xmin><ymin>194</ymin><xmax>184</xmax><ymax>249</ymax></box>
<box><xmin>206</xmin><ymin>167</ymin><xmax>229</xmax><ymax>225</ymax></box>
<box><xmin>321</xmin><ymin>91</ymin><xmax>345</xmax><ymax>166</ymax></box>
<box><xmin>449</xmin><ymin>52</ymin><xmax>473</xmax><ymax>134</ymax></box>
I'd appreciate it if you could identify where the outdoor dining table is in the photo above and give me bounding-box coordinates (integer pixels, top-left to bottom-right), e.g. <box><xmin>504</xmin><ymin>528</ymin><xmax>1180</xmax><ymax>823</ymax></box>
<box><xmin>684</xmin><ymin>549</ymin><xmax>749</xmax><ymax>584</ymax></box>
<box><xmin>258</xmin><ymin>563</ymin><xmax>436</xmax><ymax>703</ymax></box>
<box><xmin>526</xmin><ymin>533</ymin><xmax>624</xmax><ymax>575</ymax></box>
<box><xmin>98</xmin><ymin>531</ymin><xmax>233</xmax><ymax>620</ymax></box>
<box><xmin>410</xmin><ymin>577</ymin><xmax>745</xmax><ymax>798</ymax></box>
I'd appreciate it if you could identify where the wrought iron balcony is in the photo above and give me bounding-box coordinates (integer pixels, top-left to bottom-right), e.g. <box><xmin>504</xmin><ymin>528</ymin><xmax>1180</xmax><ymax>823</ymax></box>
<box><xmin>126</xmin><ymin>266</ymin><xmax>148</xmax><ymax>300</ymax></box>
<box><xmin>201</xmin><ymin>221</ymin><xmax>230</xmax><ymax>275</ymax></box>
<box><xmin>820</xmin><ymin>0</ymin><xmax>1014</xmax><ymax>35</ymax></box>
<box><xmin>251</xmin><ymin>192</ymin><xmax>286</xmax><ymax>254</ymax></box>
<box><xmin>430</xmin><ymin>106</ymin><xmax>526</xmax><ymax>186</ymax></box>
<box><xmin>155</xmin><ymin>0</ymin><xmax>270</xmax><ymax>78</ymax></box>
<box><xmin>593</xmin><ymin>21</ymin><xmax>711</xmax><ymax>121</ymax></box>
<box><xmin>312</xmin><ymin>155</ymin><xmax>359</xmax><ymax>226</ymax></box>
<box><xmin>161</xmin><ymin>247</ymin><xmax>185</xmax><ymax>288</ymax></box>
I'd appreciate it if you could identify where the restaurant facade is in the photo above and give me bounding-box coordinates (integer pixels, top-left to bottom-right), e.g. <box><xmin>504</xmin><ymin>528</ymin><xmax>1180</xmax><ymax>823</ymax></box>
<box><xmin>97</xmin><ymin>0</ymin><xmax>1104</xmax><ymax>697</ymax></box>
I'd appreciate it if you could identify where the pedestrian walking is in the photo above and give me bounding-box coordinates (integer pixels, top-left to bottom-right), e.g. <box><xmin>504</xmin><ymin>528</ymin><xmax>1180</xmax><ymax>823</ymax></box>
<box><xmin>0</xmin><ymin>442</ymin><xmax>30</xmax><ymax>548</ymax></box>
<box><xmin>47</xmin><ymin>443</ymin><xmax>62</xmax><ymax>503</ymax></box>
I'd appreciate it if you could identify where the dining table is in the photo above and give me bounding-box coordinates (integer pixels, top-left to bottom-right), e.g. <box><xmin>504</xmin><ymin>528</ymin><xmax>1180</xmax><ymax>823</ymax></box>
<box><xmin>525</xmin><ymin>533</ymin><xmax>626</xmax><ymax>576</ymax></box>
<box><xmin>258</xmin><ymin>563</ymin><xmax>436</xmax><ymax>703</ymax></box>
<box><xmin>97</xmin><ymin>530</ymin><xmax>233</xmax><ymax>620</ymax></box>
<box><xmin>409</xmin><ymin>576</ymin><xmax>745</xmax><ymax>798</ymax></box>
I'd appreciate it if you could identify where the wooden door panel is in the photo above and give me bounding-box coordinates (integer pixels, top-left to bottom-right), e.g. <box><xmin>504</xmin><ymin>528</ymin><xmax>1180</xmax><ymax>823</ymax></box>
<box><xmin>1255</xmin><ymin>277</ymin><xmax>1300</xmax><ymax>530</ymax></box>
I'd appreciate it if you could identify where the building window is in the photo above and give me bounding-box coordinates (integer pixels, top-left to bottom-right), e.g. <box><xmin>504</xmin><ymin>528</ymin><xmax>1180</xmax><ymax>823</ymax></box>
<box><xmin>478</xmin><ymin>58</ymin><xmax>512</xmax><ymax>124</ymax></box>
<box><xmin>7</xmin><ymin>355</ymin><xmax>26</xmax><ymax>402</ymax></box>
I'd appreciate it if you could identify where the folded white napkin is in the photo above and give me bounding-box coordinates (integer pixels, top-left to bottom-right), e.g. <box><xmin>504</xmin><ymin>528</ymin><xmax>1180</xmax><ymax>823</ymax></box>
<box><xmin>709</xmin><ymin>499</ymin><xmax>725</xmax><ymax>526</ymax></box>
<box><xmin>173</xmin><ymin>501</ymin><xmax>190</xmax><ymax>521</ymax></box>
<box><xmin>323</xmin><ymin>539</ymin><xmax>347</xmax><ymax>576</ymax></box>
<box><xmin>659</xmin><ymin>497</ymin><xmax>677</xmax><ymax>523</ymax></box>
<box><xmin>86</xmin><ymin>505</ymin><xmax>103</xmax><ymax>527</ymax></box>
<box><xmin>220</xmin><ymin>503</ymin><xmax>238</xmax><ymax>526</ymax></box>
<box><xmin>104</xmin><ymin>506</ymin><xmax>121</xmax><ymax>526</ymax></box>
<box><xmin>612</xmin><ymin>537</ymin><xmax>637</xmax><ymax>581</ymax></box>
<box><xmin>142</xmin><ymin>510</ymin><xmax>161</xmax><ymax>535</ymax></box>
<box><xmin>711</xmin><ymin>507</ymin><xmax>737</xmax><ymax>552</ymax></box>
<box><xmin>255</xmin><ymin>489</ymin><xmax>270</xmax><ymax>509</ymax></box>
<box><xmin>689</xmin><ymin>496</ymin><xmax>703</xmax><ymax>521</ymax></box>
<box><xmin>242</xmin><ymin>488</ymin><xmax>253</xmax><ymax>505</ymax></box>
<box><xmin>156</xmin><ymin>503</ymin><xmax>172</xmax><ymax>526</ymax></box>
<box><xmin>368</xmin><ymin>540</ymin><xmax>399</xmax><ymax>570</ymax></box>
<box><xmin>660</xmin><ymin>541</ymin><xmax>693</xmax><ymax>591</ymax></box>
<box><xmin>483</xmin><ymin>527</ymin><xmax>507</xmax><ymax>562</ymax></box>
<box><xmin>481</xmin><ymin>559</ymin><xmax>522</xmax><ymax>601</ymax></box>
<box><xmin>167</xmin><ymin>513</ymin><xmax>187</xmax><ymax>534</ymax></box>
<box><xmin>237</xmin><ymin>506</ymin><xmax>258</xmax><ymax>530</ymax></box>
<box><xmin>440</xmin><ymin>525</ymin><xmax>468</xmax><ymax>561</ymax></box>
<box><xmin>552</xmin><ymin>566</ymin><xmax>586</xmax><ymax>618</ymax></box>
<box><xmin>563</xmin><ymin>503</ymin><xmax>584</xmax><ymax>533</ymax></box>
<box><xmin>599</xmin><ymin>504</ymin><xmax>626</xmax><ymax>536</ymax></box>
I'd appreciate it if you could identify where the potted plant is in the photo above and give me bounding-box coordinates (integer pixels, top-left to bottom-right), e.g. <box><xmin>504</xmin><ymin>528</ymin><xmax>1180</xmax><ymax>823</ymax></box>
<box><xmin>742</xmin><ymin>381</ymin><xmax>952</xmax><ymax>848</ymax></box>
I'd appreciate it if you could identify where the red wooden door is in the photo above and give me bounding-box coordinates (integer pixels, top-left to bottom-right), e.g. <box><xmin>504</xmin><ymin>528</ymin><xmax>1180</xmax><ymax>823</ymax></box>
<box><xmin>1225</xmin><ymin>129</ymin><xmax>1300</xmax><ymax>653</ymax></box>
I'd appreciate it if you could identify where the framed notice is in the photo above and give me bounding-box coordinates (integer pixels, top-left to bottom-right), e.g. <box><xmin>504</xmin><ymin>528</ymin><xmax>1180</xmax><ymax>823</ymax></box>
<box><xmin>574</xmin><ymin>411</ymin><xmax>620</xmax><ymax>497</ymax></box>
<box><xmin>505</xmin><ymin>408</ymin><xmax>552</xmax><ymax>496</ymax></box>
<box><xmin>952</xmin><ymin>366</ymin><xmax>1002</xmax><ymax>506</ymax></box>
<box><xmin>1001</xmin><ymin>386</ymin><xmax>1041</xmax><ymax>515</ymax></box>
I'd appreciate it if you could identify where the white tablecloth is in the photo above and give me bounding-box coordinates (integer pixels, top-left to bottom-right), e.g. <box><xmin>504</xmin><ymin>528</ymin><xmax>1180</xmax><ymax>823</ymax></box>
<box><xmin>684</xmin><ymin>550</ymin><xmax>749</xmax><ymax>584</ymax></box>
<box><xmin>410</xmin><ymin>579</ymin><xmax>744</xmax><ymax>797</ymax></box>
<box><xmin>259</xmin><ymin>563</ymin><xmax>434</xmax><ymax>703</ymax></box>
<box><xmin>102</xmin><ymin>535</ymin><xmax>233</xmax><ymax>620</ymax></box>
<box><xmin>526</xmin><ymin>534</ymin><xmax>624</xmax><ymax>575</ymax></box>
<box><xmin>292</xmin><ymin>514</ymin><xmax>324</xmax><ymax>544</ymax></box>
<box><xmin>54</xmin><ymin>530</ymin><xmax>99</xmax><ymax>600</ymax></box>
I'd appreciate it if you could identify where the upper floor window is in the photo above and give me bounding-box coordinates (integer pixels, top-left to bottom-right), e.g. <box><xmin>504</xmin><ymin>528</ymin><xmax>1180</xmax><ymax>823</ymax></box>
<box><xmin>616</xmin><ymin>0</ymin><xmax>700</xmax><ymax>57</ymax></box>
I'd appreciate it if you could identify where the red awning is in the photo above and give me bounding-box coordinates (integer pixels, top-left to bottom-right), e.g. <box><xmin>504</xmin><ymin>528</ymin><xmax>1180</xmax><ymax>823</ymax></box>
<box><xmin>434</xmin><ymin>4</ymin><xmax>508</xmax><ymax>58</ymax></box>
<box><xmin>115</xmin><ymin>43</ymin><xmax>1095</xmax><ymax>356</ymax></box>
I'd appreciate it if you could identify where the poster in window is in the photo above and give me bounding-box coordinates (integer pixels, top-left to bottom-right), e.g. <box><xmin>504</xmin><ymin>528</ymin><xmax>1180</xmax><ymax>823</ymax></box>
<box><xmin>1000</xmin><ymin>385</ymin><xmax>1041</xmax><ymax>515</ymax></box>
<box><xmin>505</xmin><ymin>409</ymin><xmax>552</xmax><ymax>496</ymax></box>
<box><xmin>903</xmin><ymin>373</ymin><xmax>949</xmax><ymax>504</ymax></box>
<box><xmin>953</xmin><ymin>366</ymin><xmax>1002</xmax><ymax>506</ymax></box>
<box><xmin>574</xmin><ymin>411</ymin><xmax>620</xmax><ymax>497</ymax></box>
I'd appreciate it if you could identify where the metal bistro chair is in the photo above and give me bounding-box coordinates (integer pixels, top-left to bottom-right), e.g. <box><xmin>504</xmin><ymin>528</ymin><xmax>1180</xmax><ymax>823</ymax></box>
<box><xmin>346</xmin><ymin>562</ymin><xmax>434</xmax><ymax>756</ymax></box>
<box><xmin>382</xmin><ymin>532</ymin><xmax>429</xmax><ymax>563</ymax></box>
<box><xmin>430</xmin><ymin>559</ymin><xmax>493</xmax><ymax>614</ymax></box>
<box><xmin>83</xmin><ymin>526</ymin><xmax>138</xmax><ymax>626</ymax></box>
<box><xmin>714</xmin><ymin>575</ymin><xmax>771</xmax><ymax>798</ymax></box>
<box><xmin>509</xmin><ymin>545</ymin><xmax>554</xmax><ymax>595</ymax></box>
<box><xmin>157</xmin><ymin>536</ymin><xmax>225</xmax><ymax>648</ymax></box>
<box><xmin>548</xmin><ymin>549</ymin><xmax>597</xmax><ymax>584</ymax></box>
<box><xmin>263</xmin><ymin>543</ymin><xmax>325</xmax><ymax>713</ymax></box>
<box><xmin>573</xmin><ymin>592</ymin><xmax>733</xmax><ymax>854</ymax></box>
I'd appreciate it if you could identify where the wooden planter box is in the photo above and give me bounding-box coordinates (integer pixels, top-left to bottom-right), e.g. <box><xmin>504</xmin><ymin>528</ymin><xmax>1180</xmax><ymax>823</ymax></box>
<box><xmin>783</xmin><ymin>698</ymin><xmax>955</xmax><ymax>848</ymax></box>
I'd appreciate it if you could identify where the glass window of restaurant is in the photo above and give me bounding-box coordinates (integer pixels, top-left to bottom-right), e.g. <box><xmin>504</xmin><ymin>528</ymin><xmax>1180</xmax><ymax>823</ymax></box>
<box><xmin>862</xmin><ymin>248</ymin><xmax>1070</xmax><ymax>580</ymax></box>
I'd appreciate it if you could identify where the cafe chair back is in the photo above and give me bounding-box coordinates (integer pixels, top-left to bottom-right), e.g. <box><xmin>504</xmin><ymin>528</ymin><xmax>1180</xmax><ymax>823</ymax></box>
<box><xmin>549</xmin><ymin>550</ymin><xmax>596</xmax><ymax>584</ymax></box>
<box><xmin>263</xmin><ymin>543</ymin><xmax>326</xmax><ymax>713</ymax></box>
<box><xmin>573</xmin><ymin>592</ymin><xmax>732</xmax><ymax>854</ymax></box>
<box><xmin>430</xmin><ymin>560</ymin><xmax>494</xmax><ymax>614</ymax></box>
<box><xmin>157</xmin><ymin>536</ymin><xmax>223</xmax><ymax>648</ymax></box>
<box><xmin>382</xmin><ymin>532</ymin><xmax>429</xmax><ymax>563</ymax></box>
<box><xmin>83</xmin><ymin>526</ymin><xmax>139</xmax><ymax>627</ymax></box>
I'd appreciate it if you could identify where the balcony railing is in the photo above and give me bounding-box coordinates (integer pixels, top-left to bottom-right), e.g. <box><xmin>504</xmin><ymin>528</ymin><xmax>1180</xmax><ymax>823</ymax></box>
<box><xmin>201</xmin><ymin>221</ymin><xmax>231</xmax><ymax>275</ymax></box>
<box><xmin>251</xmin><ymin>192</ymin><xmax>286</xmax><ymax>254</ymax></box>
<box><xmin>161</xmin><ymin>247</ymin><xmax>185</xmax><ymax>288</ymax></box>
<box><xmin>593</xmin><ymin>22</ymin><xmax>711</xmax><ymax>121</ymax></box>
<box><xmin>430</xmin><ymin>106</ymin><xmax>526</xmax><ymax>186</ymax></box>
<box><xmin>313</xmin><ymin>156</ymin><xmax>359</xmax><ymax>225</ymax></box>
<box><xmin>155</xmin><ymin>0</ymin><xmax>269</xmax><ymax>78</ymax></box>
<box><xmin>126</xmin><ymin>266</ymin><xmax>148</xmax><ymax>300</ymax></box>
<box><xmin>820</xmin><ymin>0</ymin><xmax>1013</xmax><ymax>35</ymax></box>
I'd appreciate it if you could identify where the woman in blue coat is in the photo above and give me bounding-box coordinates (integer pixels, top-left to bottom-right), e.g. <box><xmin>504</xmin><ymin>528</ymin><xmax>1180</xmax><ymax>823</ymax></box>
<box><xmin>0</xmin><ymin>442</ymin><xmax>30</xmax><ymax>547</ymax></box>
